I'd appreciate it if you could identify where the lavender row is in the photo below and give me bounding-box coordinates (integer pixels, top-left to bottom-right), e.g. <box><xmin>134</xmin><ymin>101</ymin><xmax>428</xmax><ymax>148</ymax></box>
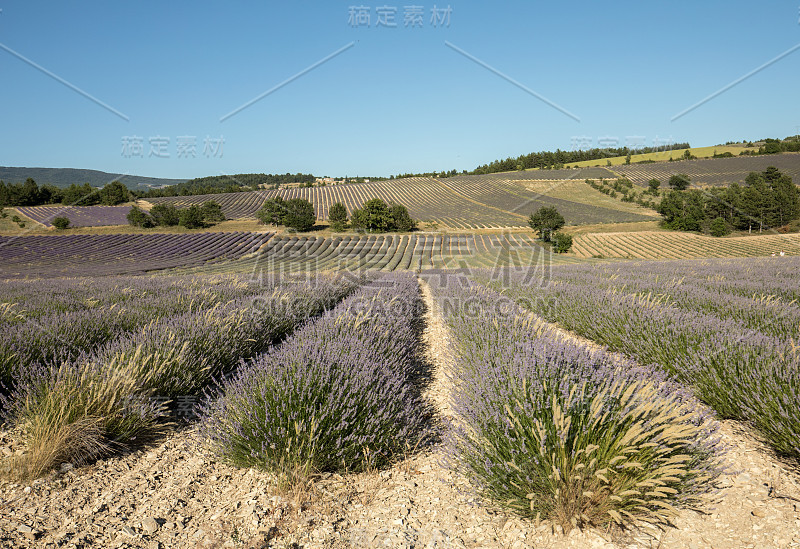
<box><xmin>0</xmin><ymin>273</ymin><xmax>257</xmax><ymax>323</ymax></box>
<box><xmin>1</xmin><ymin>274</ymin><xmax>361</xmax><ymax>478</ymax></box>
<box><xmin>0</xmin><ymin>232</ymin><xmax>271</xmax><ymax>278</ymax></box>
<box><xmin>199</xmin><ymin>273</ymin><xmax>430</xmax><ymax>477</ymax></box>
<box><xmin>0</xmin><ymin>275</ymin><xmax>267</xmax><ymax>394</ymax></box>
<box><xmin>495</xmin><ymin>269</ymin><xmax>800</xmax><ymax>457</ymax></box>
<box><xmin>428</xmin><ymin>274</ymin><xmax>723</xmax><ymax>531</ymax></box>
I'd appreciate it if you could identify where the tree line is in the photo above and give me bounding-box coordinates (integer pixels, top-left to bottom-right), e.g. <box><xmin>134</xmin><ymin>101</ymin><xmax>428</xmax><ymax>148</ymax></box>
<box><xmin>256</xmin><ymin>197</ymin><xmax>417</xmax><ymax>233</ymax></box>
<box><xmin>137</xmin><ymin>173</ymin><xmax>316</xmax><ymax>198</ymax></box>
<box><xmin>657</xmin><ymin>167</ymin><xmax>800</xmax><ymax>235</ymax></box>
<box><xmin>126</xmin><ymin>201</ymin><xmax>225</xmax><ymax>230</ymax></box>
<box><xmin>471</xmin><ymin>143</ymin><xmax>691</xmax><ymax>175</ymax></box>
<box><xmin>0</xmin><ymin>179</ymin><xmax>131</xmax><ymax>207</ymax></box>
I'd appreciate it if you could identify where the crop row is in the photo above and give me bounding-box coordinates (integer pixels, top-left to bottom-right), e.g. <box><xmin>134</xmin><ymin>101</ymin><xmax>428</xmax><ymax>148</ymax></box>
<box><xmin>2</xmin><ymin>274</ymin><xmax>361</xmax><ymax>478</ymax></box>
<box><xmin>197</xmin><ymin>232</ymin><xmax>584</xmax><ymax>277</ymax></box>
<box><xmin>200</xmin><ymin>273</ymin><xmax>427</xmax><ymax>477</ymax></box>
<box><xmin>15</xmin><ymin>205</ymin><xmax>133</xmax><ymax>228</ymax></box>
<box><xmin>610</xmin><ymin>153</ymin><xmax>800</xmax><ymax>186</ymax></box>
<box><xmin>427</xmin><ymin>274</ymin><xmax>723</xmax><ymax>530</ymax></box>
<box><xmin>571</xmin><ymin>231</ymin><xmax>800</xmax><ymax>259</ymax></box>
<box><xmin>485</xmin><ymin>257</ymin><xmax>800</xmax><ymax>458</ymax></box>
<box><xmin>0</xmin><ymin>232</ymin><xmax>271</xmax><ymax>278</ymax></box>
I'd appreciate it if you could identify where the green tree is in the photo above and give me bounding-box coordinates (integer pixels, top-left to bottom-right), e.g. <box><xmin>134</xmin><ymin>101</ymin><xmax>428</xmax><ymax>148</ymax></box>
<box><xmin>657</xmin><ymin>190</ymin><xmax>704</xmax><ymax>231</ymax></box>
<box><xmin>709</xmin><ymin>217</ymin><xmax>730</xmax><ymax>237</ymax></box>
<box><xmin>551</xmin><ymin>231</ymin><xmax>573</xmax><ymax>253</ymax></box>
<box><xmin>126</xmin><ymin>206</ymin><xmax>155</xmax><ymax>228</ymax></box>
<box><xmin>668</xmin><ymin>174</ymin><xmax>691</xmax><ymax>191</ymax></box>
<box><xmin>100</xmin><ymin>181</ymin><xmax>130</xmax><ymax>205</ymax></box>
<box><xmin>388</xmin><ymin>203</ymin><xmax>417</xmax><ymax>232</ymax></box>
<box><xmin>328</xmin><ymin>202</ymin><xmax>348</xmax><ymax>231</ymax></box>
<box><xmin>200</xmin><ymin>200</ymin><xmax>226</xmax><ymax>223</ymax></box>
<box><xmin>256</xmin><ymin>196</ymin><xmax>286</xmax><ymax>226</ymax></box>
<box><xmin>528</xmin><ymin>206</ymin><xmax>565</xmax><ymax>242</ymax></box>
<box><xmin>179</xmin><ymin>205</ymin><xmax>205</xmax><ymax>229</ymax></box>
<box><xmin>52</xmin><ymin>216</ymin><xmax>71</xmax><ymax>230</ymax></box>
<box><xmin>351</xmin><ymin>199</ymin><xmax>392</xmax><ymax>232</ymax></box>
<box><xmin>150</xmin><ymin>203</ymin><xmax>180</xmax><ymax>226</ymax></box>
<box><xmin>647</xmin><ymin>179</ymin><xmax>661</xmax><ymax>195</ymax></box>
<box><xmin>282</xmin><ymin>198</ymin><xmax>315</xmax><ymax>231</ymax></box>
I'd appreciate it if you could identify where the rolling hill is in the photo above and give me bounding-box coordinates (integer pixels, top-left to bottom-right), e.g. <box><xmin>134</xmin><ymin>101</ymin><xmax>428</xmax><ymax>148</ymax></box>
<box><xmin>0</xmin><ymin>167</ymin><xmax>187</xmax><ymax>190</ymax></box>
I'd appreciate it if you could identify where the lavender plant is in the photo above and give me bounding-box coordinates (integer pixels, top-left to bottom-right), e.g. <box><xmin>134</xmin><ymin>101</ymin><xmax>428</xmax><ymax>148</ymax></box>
<box><xmin>430</xmin><ymin>276</ymin><xmax>723</xmax><ymax>531</ymax></box>
<box><xmin>199</xmin><ymin>273</ymin><xmax>431</xmax><ymax>480</ymax></box>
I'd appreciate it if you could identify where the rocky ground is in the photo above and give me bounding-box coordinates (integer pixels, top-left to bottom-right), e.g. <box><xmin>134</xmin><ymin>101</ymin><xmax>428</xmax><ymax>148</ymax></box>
<box><xmin>1</xmin><ymin>280</ymin><xmax>800</xmax><ymax>548</ymax></box>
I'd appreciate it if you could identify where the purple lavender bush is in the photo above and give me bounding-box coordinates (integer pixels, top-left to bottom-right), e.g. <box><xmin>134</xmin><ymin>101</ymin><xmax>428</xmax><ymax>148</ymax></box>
<box><xmin>430</xmin><ymin>275</ymin><xmax>723</xmax><ymax>531</ymax></box>
<box><xmin>490</xmin><ymin>264</ymin><xmax>800</xmax><ymax>459</ymax></box>
<box><xmin>199</xmin><ymin>273</ymin><xmax>431</xmax><ymax>480</ymax></box>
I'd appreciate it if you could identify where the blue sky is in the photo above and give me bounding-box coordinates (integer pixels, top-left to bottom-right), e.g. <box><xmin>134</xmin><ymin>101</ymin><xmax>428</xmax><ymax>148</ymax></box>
<box><xmin>1</xmin><ymin>1</ymin><xmax>799</xmax><ymax>179</ymax></box>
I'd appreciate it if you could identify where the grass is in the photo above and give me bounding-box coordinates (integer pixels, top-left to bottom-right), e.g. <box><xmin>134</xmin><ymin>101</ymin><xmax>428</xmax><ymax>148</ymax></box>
<box><xmin>562</xmin><ymin>145</ymin><xmax>760</xmax><ymax>168</ymax></box>
<box><xmin>518</xmin><ymin>180</ymin><xmax>660</xmax><ymax>217</ymax></box>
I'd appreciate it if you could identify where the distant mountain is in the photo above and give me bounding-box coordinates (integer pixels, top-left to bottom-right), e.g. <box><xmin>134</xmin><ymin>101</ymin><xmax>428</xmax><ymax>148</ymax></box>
<box><xmin>0</xmin><ymin>167</ymin><xmax>188</xmax><ymax>190</ymax></box>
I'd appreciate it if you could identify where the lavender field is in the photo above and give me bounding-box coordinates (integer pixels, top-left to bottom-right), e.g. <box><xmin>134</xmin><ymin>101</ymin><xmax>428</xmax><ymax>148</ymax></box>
<box><xmin>16</xmin><ymin>206</ymin><xmax>133</xmax><ymax>227</ymax></box>
<box><xmin>0</xmin><ymin>232</ymin><xmax>271</xmax><ymax>278</ymax></box>
<box><xmin>1</xmin><ymin>255</ymin><xmax>798</xmax><ymax>540</ymax></box>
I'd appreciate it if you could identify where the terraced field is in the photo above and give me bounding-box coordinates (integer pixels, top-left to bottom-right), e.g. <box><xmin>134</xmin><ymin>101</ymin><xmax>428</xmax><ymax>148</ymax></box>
<box><xmin>146</xmin><ymin>170</ymin><xmax>654</xmax><ymax>229</ymax></box>
<box><xmin>0</xmin><ymin>232</ymin><xmax>270</xmax><ymax>278</ymax></box>
<box><xmin>572</xmin><ymin>230</ymin><xmax>800</xmax><ymax>259</ymax></box>
<box><xmin>16</xmin><ymin>205</ymin><xmax>132</xmax><ymax>227</ymax></box>
<box><xmin>609</xmin><ymin>153</ymin><xmax>800</xmax><ymax>187</ymax></box>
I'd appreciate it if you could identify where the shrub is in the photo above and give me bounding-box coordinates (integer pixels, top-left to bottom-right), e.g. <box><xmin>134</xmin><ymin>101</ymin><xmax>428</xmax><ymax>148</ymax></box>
<box><xmin>11</xmin><ymin>215</ymin><xmax>20</xmax><ymax>223</ymax></box>
<box><xmin>126</xmin><ymin>206</ymin><xmax>155</xmax><ymax>228</ymax></box>
<box><xmin>389</xmin><ymin>203</ymin><xmax>417</xmax><ymax>231</ymax></box>
<box><xmin>282</xmin><ymin>198</ymin><xmax>315</xmax><ymax>232</ymax></box>
<box><xmin>709</xmin><ymin>217</ymin><xmax>730</xmax><ymax>237</ymax></box>
<box><xmin>551</xmin><ymin>231</ymin><xmax>573</xmax><ymax>253</ymax></box>
<box><xmin>200</xmin><ymin>200</ymin><xmax>226</xmax><ymax>223</ymax></box>
<box><xmin>432</xmin><ymin>278</ymin><xmax>723</xmax><ymax>532</ymax></box>
<box><xmin>2</xmin><ymin>358</ymin><xmax>164</xmax><ymax>480</ymax></box>
<box><xmin>179</xmin><ymin>205</ymin><xmax>205</xmax><ymax>229</ymax></box>
<box><xmin>257</xmin><ymin>196</ymin><xmax>286</xmax><ymax>226</ymax></box>
<box><xmin>52</xmin><ymin>216</ymin><xmax>71</xmax><ymax>230</ymax></box>
<box><xmin>149</xmin><ymin>203</ymin><xmax>180</xmax><ymax>226</ymax></box>
<box><xmin>528</xmin><ymin>206</ymin><xmax>565</xmax><ymax>242</ymax></box>
<box><xmin>328</xmin><ymin>202</ymin><xmax>348</xmax><ymax>231</ymax></box>
<box><xmin>200</xmin><ymin>274</ymin><xmax>429</xmax><ymax>481</ymax></box>
<box><xmin>351</xmin><ymin>199</ymin><xmax>391</xmax><ymax>232</ymax></box>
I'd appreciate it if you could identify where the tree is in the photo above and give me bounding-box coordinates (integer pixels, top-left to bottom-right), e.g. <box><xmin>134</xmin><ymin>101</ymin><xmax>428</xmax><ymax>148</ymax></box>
<box><xmin>668</xmin><ymin>174</ymin><xmax>691</xmax><ymax>191</ymax></box>
<box><xmin>179</xmin><ymin>205</ymin><xmax>205</xmax><ymax>229</ymax></box>
<box><xmin>200</xmin><ymin>200</ymin><xmax>226</xmax><ymax>223</ymax></box>
<box><xmin>99</xmin><ymin>181</ymin><xmax>130</xmax><ymax>205</ymax></box>
<box><xmin>647</xmin><ymin>179</ymin><xmax>661</xmax><ymax>195</ymax></box>
<box><xmin>256</xmin><ymin>196</ymin><xmax>286</xmax><ymax>226</ymax></box>
<box><xmin>351</xmin><ymin>199</ymin><xmax>392</xmax><ymax>232</ymax></box>
<box><xmin>388</xmin><ymin>203</ymin><xmax>417</xmax><ymax>232</ymax></box>
<box><xmin>126</xmin><ymin>206</ymin><xmax>155</xmax><ymax>228</ymax></box>
<box><xmin>551</xmin><ymin>231</ymin><xmax>573</xmax><ymax>253</ymax></box>
<box><xmin>328</xmin><ymin>202</ymin><xmax>348</xmax><ymax>231</ymax></box>
<box><xmin>657</xmin><ymin>190</ymin><xmax>704</xmax><ymax>231</ymax></box>
<box><xmin>150</xmin><ymin>203</ymin><xmax>180</xmax><ymax>226</ymax></box>
<box><xmin>282</xmin><ymin>198</ymin><xmax>315</xmax><ymax>231</ymax></box>
<box><xmin>52</xmin><ymin>216</ymin><xmax>71</xmax><ymax>230</ymax></box>
<box><xmin>709</xmin><ymin>217</ymin><xmax>730</xmax><ymax>237</ymax></box>
<box><xmin>528</xmin><ymin>206</ymin><xmax>565</xmax><ymax>242</ymax></box>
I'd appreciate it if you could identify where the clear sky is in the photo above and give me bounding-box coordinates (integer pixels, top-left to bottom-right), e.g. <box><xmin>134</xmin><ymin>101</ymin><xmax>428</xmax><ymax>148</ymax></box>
<box><xmin>1</xmin><ymin>1</ymin><xmax>799</xmax><ymax>180</ymax></box>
